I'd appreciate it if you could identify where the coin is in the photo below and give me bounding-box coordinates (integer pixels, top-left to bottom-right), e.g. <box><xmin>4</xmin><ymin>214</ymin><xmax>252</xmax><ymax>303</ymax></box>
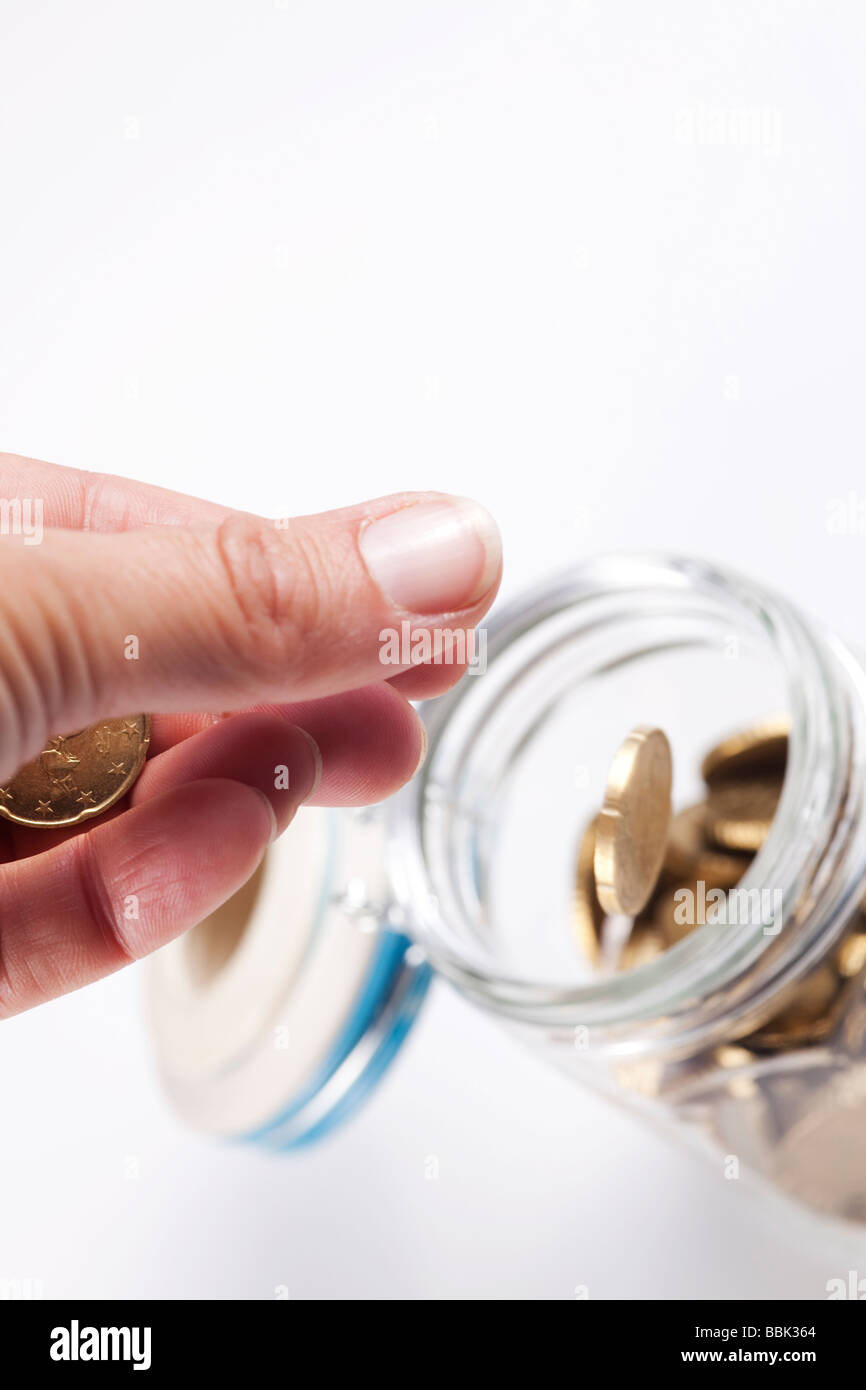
<box><xmin>572</xmin><ymin>816</ymin><xmax>605</xmax><ymax>963</ymax></box>
<box><xmin>773</xmin><ymin>1066</ymin><xmax>866</xmax><ymax>1219</ymax></box>
<box><xmin>661</xmin><ymin>803</ymin><xmax>752</xmax><ymax>890</ymax></box>
<box><xmin>713</xmin><ymin>1044</ymin><xmax>760</xmax><ymax>1099</ymax></box>
<box><xmin>701</xmin><ymin>716</ymin><xmax>789</xmax><ymax>787</ymax></box>
<box><xmin>745</xmin><ymin>964</ymin><xmax>841</xmax><ymax>1051</ymax></box>
<box><xmin>652</xmin><ymin>887</ymin><xmax>700</xmax><ymax>946</ymax></box>
<box><xmin>594</xmin><ymin>726</ymin><xmax>673</xmax><ymax>917</ymax></box>
<box><xmin>651</xmin><ymin>880</ymin><xmax>730</xmax><ymax>947</ymax></box>
<box><xmin>0</xmin><ymin>716</ymin><xmax>151</xmax><ymax>828</ymax></box>
<box><xmin>704</xmin><ymin>778</ymin><xmax>781</xmax><ymax>853</ymax></box>
<box><xmin>837</xmin><ymin>930</ymin><xmax>866</xmax><ymax>979</ymax></box>
<box><xmin>715</xmin><ymin>1044</ymin><xmax>758</xmax><ymax>1069</ymax></box>
<box><xmin>618</xmin><ymin>924</ymin><xmax>665</xmax><ymax>971</ymax></box>
<box><xmin>653</xmin><ymin>805</ymin><xmax>754</xmax><ymax>947</ymax></box>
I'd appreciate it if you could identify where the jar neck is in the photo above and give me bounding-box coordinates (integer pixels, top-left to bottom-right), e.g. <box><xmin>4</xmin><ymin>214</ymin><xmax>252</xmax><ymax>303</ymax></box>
<box><xmin>388</xmin><ymin>555</ymin><xmax>866</xmax><ymax>1058</ymax></box>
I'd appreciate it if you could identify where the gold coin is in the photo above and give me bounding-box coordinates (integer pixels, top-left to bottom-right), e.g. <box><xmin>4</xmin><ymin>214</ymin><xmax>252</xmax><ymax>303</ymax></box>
<box><xmin>661</xmin><ymin>803</ymin><xmax>752</xmax><ymax>890</ymax></box>
<box><xmin>594</xmin><ymin>726</ymin><xmax>672</xmax><ymax>917</ymax></box>
<box><xmin>0</xmin><ymin>716</ymin><xmax>151</xmax><ymax>828</ymax></box>
<box><xmin>651</xmin><ymin>880</ymin><xmax>729</xmax><ymax>947</ymax></box>
<box><xmin>572</xmin><ymin>816</ymin><xmax>605</xmax><ymax>963</ymax></box>
<box><xmin>704</xmin><ymin>778</ymin><xmax>781</xmax><ymax>853</ymax></box>
<box><xmin>837</xmin><ymin>930</ymin><xmax>866</xmax><ymax>980</ymax></box>
<box><xmin>773</xmin><ymin>1080</ymin><xmax>866</xmax><ymax>1221</ymax></box>
<box><xmin>618</xmin><ymin>924</ymin><xmax>665</xmax><ymax>971</ymax></box>
<box><xmin>715</xmin><ymin>1044</ymin><xmax>758</xmax><ymax>1069</ymax></box>
<box><xmin>652</xmin><ymin>887</ymin><xmax>700</xmax><ymax>946</ymax></box>
<box><xmin>745</xmin><ymin>964</ymin><xmax>841</xmax><ymax>1051</ymax></box>
<box><xmin>653</xmin><ymin>805</ymin><xmax>754</xmax><ymax>947</ymax></box>
<box><xmin>701</xmin><ymin>716</ymin><xmax>789</xmax><ymax>787</ymax></box>
<box><xmin>713</xmin><ymin>1044</ymin><xmax>760</xmax><ymax>1099</ymax></box>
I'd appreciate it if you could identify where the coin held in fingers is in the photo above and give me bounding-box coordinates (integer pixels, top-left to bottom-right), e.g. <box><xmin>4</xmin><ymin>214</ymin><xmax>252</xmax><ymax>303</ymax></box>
<box><xmin>593</xmin><ymin>725</ymin><xmax>673</xmax><ymax>917</ymax></box>
<box><xmin>0</xmin><ymin>715</ymin><xmax>151</xmax><ymax>828</ymax></box>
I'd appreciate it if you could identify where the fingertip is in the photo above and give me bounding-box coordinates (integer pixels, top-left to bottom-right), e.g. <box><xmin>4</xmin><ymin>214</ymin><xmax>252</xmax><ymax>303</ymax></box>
<box><xmin>293</xmin><ymin>725</ymin><xmax>323</xmax><ymax>805</ymax></box>
<box><xmin>133</xmin><ymin>712</ymin><xmax>321</xmax><ymax>837</ymax></box>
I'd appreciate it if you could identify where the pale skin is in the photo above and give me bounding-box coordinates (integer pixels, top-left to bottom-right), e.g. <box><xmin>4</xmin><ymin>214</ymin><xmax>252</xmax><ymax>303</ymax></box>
<box><xmin>0</xmin><ymin>453</ymin><xmax>502</xmax><ymax>1017</ymax></box>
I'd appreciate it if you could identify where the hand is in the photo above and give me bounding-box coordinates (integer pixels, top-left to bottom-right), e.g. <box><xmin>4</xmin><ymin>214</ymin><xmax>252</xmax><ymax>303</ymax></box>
<box><xmin>0</xmin><ymin>453</ymin><xmax>501</xmax><ymax>1015</ymax></box>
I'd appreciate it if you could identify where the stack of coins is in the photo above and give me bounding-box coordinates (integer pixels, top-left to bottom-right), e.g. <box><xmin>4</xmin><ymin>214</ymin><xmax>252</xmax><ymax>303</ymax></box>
<box><xmin>574</xmin><ymin>717</ymin><xmax>866</xmax><ymax>1050</ymax></box>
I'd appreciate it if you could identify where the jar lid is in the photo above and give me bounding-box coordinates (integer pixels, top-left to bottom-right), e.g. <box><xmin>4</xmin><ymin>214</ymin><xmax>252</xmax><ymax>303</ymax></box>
<box><xmin>146</xmin><ymin>806</ymin><xmax>431</xmax><ymax>1149</ymax></box>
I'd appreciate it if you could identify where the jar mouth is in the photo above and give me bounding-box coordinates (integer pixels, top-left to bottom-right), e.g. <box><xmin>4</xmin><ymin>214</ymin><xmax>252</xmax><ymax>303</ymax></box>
<box><xmin>387</xmin><ymin>554</ymin><xmax>866</xmax><ymax>1055</ymax></box>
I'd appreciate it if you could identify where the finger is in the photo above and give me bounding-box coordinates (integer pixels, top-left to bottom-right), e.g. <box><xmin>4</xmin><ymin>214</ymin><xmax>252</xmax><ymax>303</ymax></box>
<box><xmin>145</xmin><ymin>711</ymin><xmax>229</xmax><ymax>757</ymax></box>
<box><xmin>250</xmin><ymin>686</ymin><xmax>426</xmax><ymax>805</ymax></box>
<box><xmin>132</xmin><ymin>714</ymin><xmax>320</xmax><ymax>834</ymax></box>
<box><xmin>0</xmin><ymin>778</ymin><xmax>280</xmax><ymax>1017</ymax></box>
<box><xmin>7</xmin><ymin>798</ymin><xmax>129</xmax><ymax>861</ymax></box>
<box><xmin>140</xmin><ymin>690</ymin><xmax>423</xmax><ymax>808</ymax></box>
<box><xmin>387</xmin><ymin>659</ymin><xmax>471</xmax><ymax>700</ymax></box>
<box><xmin>7</xmin><ymin>685</ymin><xmax>423</xmax><ymax>860</ymax></box>
<box><xmin>144</xmin><ymin>681</ymin><xmax>426</xmax><ymax>774</ymax></box>
<box><xmin>146</xmin><ymin>671</ymin><xmax>462</xmax><ymax>751</ymax></box>
<box><xmin>382</xmin><ymin>618</ymin><xmax>487</xmax><ymax>698</ymax></box>
<box><xmin>0</xmin><ymin>451</ymin><xmax>234</xmax><ymax>530</ymax></box>
<box><xmin>5</xmin><ymin>709</ymin><xmax>324</xmax><ymax>861</ymax></box>
<box><xmin>0</xmin><ymin>493</ymin><xmax>501</xmax><ymax>779</ymax></box>
<box><xmin>3</xmin><ymin>706</ymin><xmax>213</xmax><ymax>859</ymax></box>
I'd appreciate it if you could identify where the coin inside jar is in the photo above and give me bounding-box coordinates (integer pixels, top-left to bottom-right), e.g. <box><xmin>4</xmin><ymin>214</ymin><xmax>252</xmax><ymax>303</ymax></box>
<box><xmin>0</xmin><ymin>716</ymin><xmax>151</xmax><ymax>828</ymax></box>
<box><xmin>704</xmin><ymin>779</ymin><xmax>781</xmax><ymax>853</ymax></box>
<box><xmin>700</xmin><ymin>716</ymin><xmax>789</xmax><ymax>787</ymax></box>
<box><xmin>837</xmin><ymin>929</ymin><xmax>866</xmax><ymax>979</ymax></box>
<box><xmin>745</xmin><ymin>964</ymin><xmax>841</xmax><ymax>1051</ymax></box>
<box><xmin>593</xmin><ymin>726</ymin><xmax>673</xmax><ymax>917</ymax></box>
<box><xmin>572</xmin><ymin>816</ymin><xmax>606</xmax><ymax>963</ymax></box>
<box><xmin>571</xmin><ymin>710</ymin><xmax>865</xmax><ymax>1064</ymax></box>
<box><xmin>618</xmin><ymin>923</ymin><xmax>665</xmax><ymax>971</ymax></box>
<box><xmin>660</xmin><ymin>803</ymin><xmax>753</xmax><ymax>891</ymax></box>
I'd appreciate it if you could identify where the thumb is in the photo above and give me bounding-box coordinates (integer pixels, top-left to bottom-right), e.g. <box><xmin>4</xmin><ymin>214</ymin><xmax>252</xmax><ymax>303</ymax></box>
<box><xmin>0</xmin><ymin>491</ymin><xmax>501</xmax><ymax>779</ymax></box>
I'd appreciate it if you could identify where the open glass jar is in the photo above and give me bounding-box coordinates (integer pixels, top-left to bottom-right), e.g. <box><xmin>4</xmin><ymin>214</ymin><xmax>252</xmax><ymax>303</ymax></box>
<box><xmin>148</xmin><ymin>554</ymin><xmax>866</xmax><ymax>1236</ymax></box>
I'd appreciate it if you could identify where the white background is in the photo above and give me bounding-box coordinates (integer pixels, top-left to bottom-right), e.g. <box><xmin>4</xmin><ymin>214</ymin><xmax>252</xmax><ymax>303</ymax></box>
<box><xmin>2</xmin><ymin>0</ymin><xmax>866</xmax><ymax>1299</ymax></box>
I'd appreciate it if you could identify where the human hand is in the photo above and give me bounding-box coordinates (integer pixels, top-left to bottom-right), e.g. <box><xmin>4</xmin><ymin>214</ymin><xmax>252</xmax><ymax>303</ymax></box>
<box><xmin>0</xmin><ymin>453</ymin><xmax>501</xmax><ymax>1015</ymax></box>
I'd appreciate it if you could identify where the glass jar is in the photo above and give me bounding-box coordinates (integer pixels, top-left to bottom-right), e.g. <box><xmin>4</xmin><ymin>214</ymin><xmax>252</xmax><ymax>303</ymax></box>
<box><xmin>147</xmin><ymin>553</ymin><xmax>866</xmax><ymax>1239</ymax></box>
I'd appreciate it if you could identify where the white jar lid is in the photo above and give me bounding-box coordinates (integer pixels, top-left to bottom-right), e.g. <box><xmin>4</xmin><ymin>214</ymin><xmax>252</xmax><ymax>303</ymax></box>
<box><xmin>146</xmin><ymin>806</ymin><xmax>430</xmax><ymax>1148</ymax></box>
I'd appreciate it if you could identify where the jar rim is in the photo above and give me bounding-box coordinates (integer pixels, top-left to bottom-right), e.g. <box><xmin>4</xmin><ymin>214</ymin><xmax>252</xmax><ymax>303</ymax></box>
<box><xmin>387</xmin><ymin>553</ymin><xmax>866</xmax><ymax>1055</ymax></box>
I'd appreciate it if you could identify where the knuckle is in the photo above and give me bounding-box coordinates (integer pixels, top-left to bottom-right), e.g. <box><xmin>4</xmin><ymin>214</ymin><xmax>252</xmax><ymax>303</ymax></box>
<box><xmin>77</xmin><ymin>468</ymin><xmax>112</xmax><ymax>530</ymax></box>
<box><xmin>0</xmin><ymin>542</ymin><xmax>105</xmax><ymax>779</ymax></box>
<box><xmin>211</xmin><ymin>514</ymin><xmax>327</xmax><ymax>675</ymax></box>
<box><xmin>71</xmin><ymin>832</ymin><xmax>136</xmax><ymax>967</ymax></box>
<box><xmin>0</xmin><ymin>920</ymin><xmax>42</xmax><ymax>1021</ymax></box>
<box><xmin>0</xmin><ymin>555</ymin><xmax>66</xmax><ymax>780</ymax></box>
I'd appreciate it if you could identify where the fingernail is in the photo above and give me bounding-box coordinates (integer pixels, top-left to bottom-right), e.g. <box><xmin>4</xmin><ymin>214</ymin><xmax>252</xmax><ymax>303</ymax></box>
<box><xmin>293</xmin><ymin>726</ymin><xmax>323</xmax><ymax>805</ymax></box>
<box><xmin>252</xmin><ymin>788</ymin><xmax>280</xmax><ymax>844</ymax></box>
<box><xmin>264</xmin><ymin>728</ymin><xmax>322</xmax><ymax>839</ymax></box>
<box><xmin>360</xmin><ymin>497</ymin><xmax>501</xmax><ymax>614</ymax></box>
<box><xmin>411</xmin><ymin>721</ymin><xmax>428</xmax><ymax>779</ymax></box>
